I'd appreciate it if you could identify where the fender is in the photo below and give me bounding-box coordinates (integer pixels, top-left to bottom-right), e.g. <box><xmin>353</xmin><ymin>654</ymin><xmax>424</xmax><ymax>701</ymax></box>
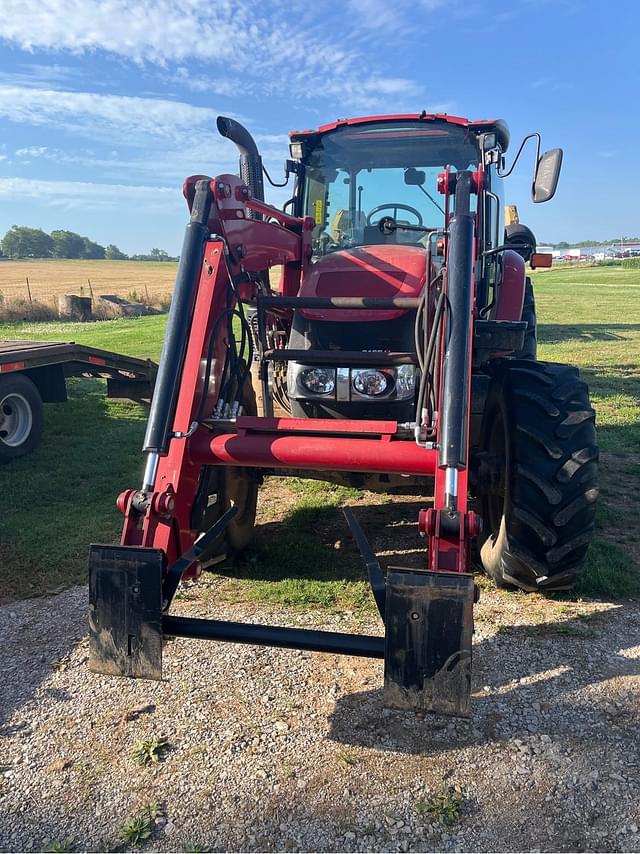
<box><xmin>493</xmin><ymin>249</ymin><xmax>526</xmax><ymax>321</ymax></box>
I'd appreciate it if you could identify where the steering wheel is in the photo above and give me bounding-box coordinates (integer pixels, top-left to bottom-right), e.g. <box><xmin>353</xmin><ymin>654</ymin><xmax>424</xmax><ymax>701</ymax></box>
<box><xmin>366</xmin><ymin>203</ymin><xmax>423</xmax><ymax>226</ymax></box>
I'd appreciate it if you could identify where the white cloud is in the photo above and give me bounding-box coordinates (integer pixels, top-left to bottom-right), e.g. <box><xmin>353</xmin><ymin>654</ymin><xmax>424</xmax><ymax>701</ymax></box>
<box><xmin>0</xmin><ymin>1</ymin><xmax>433</xmax><ymax>112</ymax></box>
<box><xmin>0</xmin><ymin>176</ymin><xmax>181</xmax><ymax>212</ymax></box>
<box><xmin>0</xmin><ymin>1</ymin><xmax>355</xmax><ymax>73</ymax></box>
<box><xmin>15</xmin><ymin>146</ymin><xmax>49</xmax><ymax>157</ymax></box>
<box><xmin>0</xmin><ymin>85</ymin><xmax>224</xmax><ymax>145</ymax></box>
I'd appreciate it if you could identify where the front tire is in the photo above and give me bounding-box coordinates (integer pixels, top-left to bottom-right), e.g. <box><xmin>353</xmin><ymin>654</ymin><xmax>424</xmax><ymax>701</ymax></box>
<box><xmin>192</xmin><ymin>376</ymin><xmax>259</xmax><ymax>566</ymax></box>
<box><xmin>477</xmin><ymin>360</ymin><xmax>598</xmax><ymax>592</ymax></box>
<box><xmin>0</xmin><ymin>374</ymin><xmax>43</xmax><ymax>463</ymax></box>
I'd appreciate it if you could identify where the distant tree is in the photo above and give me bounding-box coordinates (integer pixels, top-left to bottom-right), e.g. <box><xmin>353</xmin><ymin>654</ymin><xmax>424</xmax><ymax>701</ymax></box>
<box><xmin>51</xmin><ymin>229</ymin><xmax>86</xmax><ymax>259</ymax></box>
<box><xmin>1</xmin><ymin>225</ymin><xmax>54</xmax><ymax>258</ymax></box>
<box><xmin>105</xmin><ymin>243</ymin><xmax>128</xmax><ymax>260</ymax></box>
<box><xmin>81</xmin><ymin>237</ymin><xmax>106</xmax><ymax>259</ymax></box>
<box><xmin>130</xmin><ymin>248</ymin><xmax>176</xmax><ymax>262</ymax></box>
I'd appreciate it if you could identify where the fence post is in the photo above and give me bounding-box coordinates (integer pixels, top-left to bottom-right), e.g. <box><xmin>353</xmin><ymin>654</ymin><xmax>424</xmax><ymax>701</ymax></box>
<box><xmin>144</xmin><ymin>283</ymin><xmax>150</xmax><ymax>303</ymax></box>
<box><xmin>88</xmin><ymin>278</ymin><xmax>94</xmax><ymax>301</ymax></box>
<box><xmin>26</xmin><ymin>277</ymin><xmax>32</xmax><ymax>303</ymax></box>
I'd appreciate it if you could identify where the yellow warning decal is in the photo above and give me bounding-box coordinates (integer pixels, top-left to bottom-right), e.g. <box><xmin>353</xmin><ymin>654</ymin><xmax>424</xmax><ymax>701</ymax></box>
<box><xmin>314</xmin><ymin>198</ymin><xmax>324</xmax><ymax>225</ymax></box>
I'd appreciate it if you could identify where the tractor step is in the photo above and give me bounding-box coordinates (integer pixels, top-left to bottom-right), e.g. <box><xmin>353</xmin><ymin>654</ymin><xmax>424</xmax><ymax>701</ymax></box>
<box><xmin>383</xmin><ymin>569</ymin><xmax>474</xmax><ymax>717</ymax></box>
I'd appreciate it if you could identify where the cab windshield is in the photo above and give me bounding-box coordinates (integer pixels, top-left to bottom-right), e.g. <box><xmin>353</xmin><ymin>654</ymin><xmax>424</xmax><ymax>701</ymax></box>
<box><xmin>302</xmin><ymin>121</ymin><xmax>479</xmax><ymax>257</ymax></box>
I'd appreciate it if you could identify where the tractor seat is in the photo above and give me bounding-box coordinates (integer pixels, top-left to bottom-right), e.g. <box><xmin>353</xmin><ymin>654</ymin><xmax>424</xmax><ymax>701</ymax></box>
<box><xmin>362</xmin><ymin>222</ymin><xmax>421</xmax><ymax>246</ymax></box>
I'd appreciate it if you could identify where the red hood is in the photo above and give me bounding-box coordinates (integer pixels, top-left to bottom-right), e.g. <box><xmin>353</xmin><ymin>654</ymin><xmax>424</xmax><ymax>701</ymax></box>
<box><xmin>299</xmin><ymin>245</ymin><xmax>426</xmax><ymax>322</ymax></box>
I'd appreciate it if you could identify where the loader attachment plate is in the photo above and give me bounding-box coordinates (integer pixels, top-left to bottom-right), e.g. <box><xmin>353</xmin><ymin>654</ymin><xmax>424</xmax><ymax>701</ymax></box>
<box><xmin>88</xmin><ymin>545</ymin><xmax>164</xmax><ymax>679</ymax></box>
<box><xmin>383</xmin><ymin>570</ymin><xmax>474</xmax><ymax>717</ymax></box>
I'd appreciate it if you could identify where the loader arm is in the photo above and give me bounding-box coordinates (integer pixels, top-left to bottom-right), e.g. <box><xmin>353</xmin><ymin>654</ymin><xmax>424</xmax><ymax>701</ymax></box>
<box><xmin>89</xmin><ymin>153</ymin><xmax>481</xmax><ymax>716</ymax></box>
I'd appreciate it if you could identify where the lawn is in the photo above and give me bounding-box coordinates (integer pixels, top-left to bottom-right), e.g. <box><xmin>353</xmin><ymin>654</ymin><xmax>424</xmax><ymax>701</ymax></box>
<box><xmin>1</xmin><ymin>264</ymin><xmax>638</xmax><ymax>604</ymax></box>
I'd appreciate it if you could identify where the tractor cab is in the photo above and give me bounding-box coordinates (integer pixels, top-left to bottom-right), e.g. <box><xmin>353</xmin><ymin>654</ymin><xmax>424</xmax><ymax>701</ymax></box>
<box><xmin>284</xmin><ymin>116</ymin><xmax>501</xmax><ymax>421</ymax></box>
<box><xmin>290</xmin><ymin>117</ymin><xmax>482</xmax><ymax>256</ymax></box>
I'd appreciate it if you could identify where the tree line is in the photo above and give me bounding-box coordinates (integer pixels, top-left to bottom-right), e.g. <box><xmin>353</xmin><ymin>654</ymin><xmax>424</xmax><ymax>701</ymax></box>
<box><xmin>0</xmin><ymin>226</ymin><xmax>176</xmax><ymax>262</ymax></box>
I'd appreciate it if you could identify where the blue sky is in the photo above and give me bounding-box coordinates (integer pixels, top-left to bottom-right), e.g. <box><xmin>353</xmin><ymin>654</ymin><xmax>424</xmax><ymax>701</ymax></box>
<box><xmin>0</xmin><ymin>0</ymin><xmax>637</xmax><ymax>255</ymax></box>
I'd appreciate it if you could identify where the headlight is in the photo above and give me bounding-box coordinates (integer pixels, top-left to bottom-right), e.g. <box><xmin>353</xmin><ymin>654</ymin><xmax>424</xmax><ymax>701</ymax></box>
<box><xmin>300</xmin><ymin>367</ymin><xmax>335</xmax><ymax>394</ymax></box>
<box><xmin>396</xmin><ymin>364</ymin><xmax>416</xmax><ymax>398</ymax></box>
<box><xmin>352</xmin><ymin>369</ymin><xmax>389</xmax><ymax>397</ymax></box>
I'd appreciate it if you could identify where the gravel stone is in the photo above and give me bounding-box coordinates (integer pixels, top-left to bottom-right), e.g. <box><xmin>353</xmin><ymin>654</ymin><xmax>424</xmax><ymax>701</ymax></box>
<box><xmin>0</xmin><ymin>587</ymin><xmax>639</xmax><ymax>851</ymax></box>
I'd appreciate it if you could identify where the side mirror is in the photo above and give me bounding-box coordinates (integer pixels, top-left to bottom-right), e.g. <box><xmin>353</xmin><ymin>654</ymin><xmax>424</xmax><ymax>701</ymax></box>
<box><xmin>533</xmin><ymin>148</ymin><xmax>563</xmax><ymax>203</ymax></box>
<box><xmin>404</xmin><ymin>167</ymin><xmax>426</xmax><ymax>187</ymax></box>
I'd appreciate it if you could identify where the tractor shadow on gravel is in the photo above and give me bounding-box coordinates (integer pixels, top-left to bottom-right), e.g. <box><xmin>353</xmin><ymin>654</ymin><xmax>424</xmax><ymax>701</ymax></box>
<box><xmin>326</xmin><ymin>604</ymin><xmax>640</xmax><ymax>755</ymax></box>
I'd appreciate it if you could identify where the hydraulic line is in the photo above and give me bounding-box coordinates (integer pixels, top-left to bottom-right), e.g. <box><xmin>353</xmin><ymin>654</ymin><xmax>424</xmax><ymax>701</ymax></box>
<box><xmin>141</xmin><ymin>178</ymin><xmax>213</xmax><ymax>489</ymax></box>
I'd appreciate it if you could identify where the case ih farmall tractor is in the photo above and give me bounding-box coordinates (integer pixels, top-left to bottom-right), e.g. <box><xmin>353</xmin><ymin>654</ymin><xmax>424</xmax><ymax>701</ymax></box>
<box><xmin>88</xmin><ymin>112</ymin><xmax>598</xmax><ymax>716</ymax></box>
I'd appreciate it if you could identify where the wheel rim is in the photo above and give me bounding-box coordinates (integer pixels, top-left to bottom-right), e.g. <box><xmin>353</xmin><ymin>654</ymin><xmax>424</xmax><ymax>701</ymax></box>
<box><xmin>0</xmin><ymin>392</ymin><xmax>33</xmax><ymax>447</ymax></box>
<box><xmin>225</xmin><ymin>467</ymin><xmax>253</xmax><ymax>527</ymax></box>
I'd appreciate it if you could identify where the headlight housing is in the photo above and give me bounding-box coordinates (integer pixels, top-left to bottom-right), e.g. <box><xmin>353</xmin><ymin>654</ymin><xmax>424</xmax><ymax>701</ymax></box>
<box><xmin>300</xmin><ymin>367</ymin><xmax>335</xmax><ymax>394</ymax></box>
<box><xmin>352</xmin><ymin>369</ymin><xmax>389</xmax><ymax>397</ymax></box>
<box><xmin>395</xmin><ymin>364</ymin><xmax>416</xmax><ymax>397</ymax></box>
<box><xmin>288</xmin><ymin>362</ymin><xmax>416</xmax><ymax>401</ymax></box>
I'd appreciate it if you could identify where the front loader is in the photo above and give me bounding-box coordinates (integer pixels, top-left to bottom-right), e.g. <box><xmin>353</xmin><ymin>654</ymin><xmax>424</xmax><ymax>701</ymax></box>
<box><xmin>88</xmin><ymin>113</ymin><xmax>598</xmax><ymax>716</ymax></box>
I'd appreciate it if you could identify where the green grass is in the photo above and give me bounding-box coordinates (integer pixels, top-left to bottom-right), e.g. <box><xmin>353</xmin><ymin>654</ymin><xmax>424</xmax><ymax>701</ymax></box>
<box><xmin>532</xmin><ymin>266</ymin><xmax>640</xmax><ymax>597</ymax></box>
<box><xmin>0</xmin><ymin>314</ymin><xmax>167</xmax><ymax>360</ymax></box>
<box><xmin>1</xmin><ymin>265</ymin><xmax>639</xmax><ymax>603</ymax></box>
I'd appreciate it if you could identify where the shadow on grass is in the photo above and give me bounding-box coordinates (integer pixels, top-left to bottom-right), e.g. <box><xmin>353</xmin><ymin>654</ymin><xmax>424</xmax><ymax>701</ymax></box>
<box><xmin>0</xmin><ymin>377</ymin><xmax>148</xmax><ymax>602</ymax></box>
<box><xmin>539</xmin><ymin>322</ymin><xmax>640</xmax><ymax>345</ymax></box>
<box><xmin>219</xmin><ymin>478</ymin><xmax>640</xmax><ymax>605</ymax></box>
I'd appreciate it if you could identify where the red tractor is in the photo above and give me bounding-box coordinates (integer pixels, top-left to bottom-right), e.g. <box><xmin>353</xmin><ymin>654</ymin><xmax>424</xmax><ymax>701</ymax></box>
<box><xmin>88</xmin><ymin>112</ymin><xmax>598</xmax><ymax>716</ymax></box>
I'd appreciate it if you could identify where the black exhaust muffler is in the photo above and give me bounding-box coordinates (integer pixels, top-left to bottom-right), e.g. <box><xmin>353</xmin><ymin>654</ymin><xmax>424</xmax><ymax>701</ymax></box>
<box><xmin>217</xmin><ymin>116</ymin><xmax>265</xmax><ymax>218</ymax></box>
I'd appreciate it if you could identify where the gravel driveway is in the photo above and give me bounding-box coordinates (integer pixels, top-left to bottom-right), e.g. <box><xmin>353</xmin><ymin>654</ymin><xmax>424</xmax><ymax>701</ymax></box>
<box><xmin>1</xmin><ymin>583</ymin><xmax>639</xmax><ymax>852</ymax></box>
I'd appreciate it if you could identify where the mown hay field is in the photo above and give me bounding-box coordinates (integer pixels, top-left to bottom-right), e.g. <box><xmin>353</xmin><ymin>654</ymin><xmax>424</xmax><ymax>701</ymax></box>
<box><xmin>0</xmin><ymin>259</ymin><xmax>178</xmax><ymax>304</ymax></box>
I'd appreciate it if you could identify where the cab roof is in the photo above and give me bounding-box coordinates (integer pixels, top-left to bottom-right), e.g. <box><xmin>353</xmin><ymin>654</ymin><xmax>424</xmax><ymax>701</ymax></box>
<box><xmin>289</xmin><ymin>113</ymin><xmax>510</xmax><ymax>152</ymax></box>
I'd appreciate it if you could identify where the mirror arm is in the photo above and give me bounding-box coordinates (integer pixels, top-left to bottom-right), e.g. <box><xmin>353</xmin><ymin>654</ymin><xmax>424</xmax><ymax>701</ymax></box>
<box><xmin>482</xmin><ymin>243</ymin><xmax>531</xmax><ymax>257</ymax></box>
<box><xmin>496</xmin><ymin>132</ymin><xmax>541</xmax><ymax>178</ymax></box>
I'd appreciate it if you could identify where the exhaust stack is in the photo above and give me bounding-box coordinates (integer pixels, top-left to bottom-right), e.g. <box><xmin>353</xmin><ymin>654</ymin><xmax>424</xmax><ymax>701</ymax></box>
<box><xmin>217</xmin><ymin>116</ymin><xmax>265</xmax><ymax>218</ymax></box>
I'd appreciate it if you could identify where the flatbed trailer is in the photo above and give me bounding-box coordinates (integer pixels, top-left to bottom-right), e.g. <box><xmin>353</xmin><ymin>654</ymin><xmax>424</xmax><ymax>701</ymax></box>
<box><xmin>0</xmin><ymin>339</ymin><xmax>156</xmax><ymax>462</ymax></box>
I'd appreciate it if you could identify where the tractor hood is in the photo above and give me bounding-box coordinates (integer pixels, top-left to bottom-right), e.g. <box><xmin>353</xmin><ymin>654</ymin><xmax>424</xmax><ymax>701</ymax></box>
<box><xmin>299</xmin><ymin>245</ymin><xmax>427</xmax><ymax>323</ymax></box>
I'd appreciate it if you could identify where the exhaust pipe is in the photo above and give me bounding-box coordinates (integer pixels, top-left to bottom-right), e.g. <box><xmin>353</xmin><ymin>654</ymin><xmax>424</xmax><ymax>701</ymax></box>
<box><xmin>217</xmin><ymin>116</ymin><xmax>264</xmax><ymax>218</ymax></box>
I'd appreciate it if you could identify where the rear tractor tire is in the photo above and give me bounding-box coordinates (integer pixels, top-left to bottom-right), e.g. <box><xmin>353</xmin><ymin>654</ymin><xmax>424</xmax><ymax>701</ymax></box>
<box><xmin>476</xmin><ymin>359</ymin><xmax>598</xmax><ymax>592</ymax></box>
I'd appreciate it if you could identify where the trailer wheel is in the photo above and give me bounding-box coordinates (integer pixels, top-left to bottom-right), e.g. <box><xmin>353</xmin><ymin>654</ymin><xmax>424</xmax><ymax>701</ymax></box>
<box><xmin>0</xmin><ymin>374</ymin><xmax>44</xmax><ymax>463</ymax></box>
<box><xmin>477</xmin><ymin>359</ymin><xmax>598</xmax><ymax>592</ymax></box>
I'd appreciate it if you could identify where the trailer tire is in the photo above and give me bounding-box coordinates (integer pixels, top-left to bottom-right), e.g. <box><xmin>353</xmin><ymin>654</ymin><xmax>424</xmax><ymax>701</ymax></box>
<box><xmin>0</xmin><ymin>374</ymin><xmax>44</xmax><ymax>463</ymax></box>
<box><xmin>477</xmin><ymin>359</ymin><xmax>598</xmax><ymax>592</ymax></box>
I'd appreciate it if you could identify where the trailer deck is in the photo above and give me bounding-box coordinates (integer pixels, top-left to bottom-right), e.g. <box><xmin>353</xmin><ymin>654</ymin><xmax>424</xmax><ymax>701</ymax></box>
<box><xmin>0</xmin><ymin>339</ymin><xmax>156</xmax><ymax>397</ymax></box>
<box><xmin>0</xmin><ymin>339</ymin><xmax>156</xmax><ymax>461</ymax></box>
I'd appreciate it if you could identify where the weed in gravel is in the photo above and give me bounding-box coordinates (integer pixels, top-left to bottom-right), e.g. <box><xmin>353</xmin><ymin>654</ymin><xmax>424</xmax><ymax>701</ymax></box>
<box><xmin>416</xmin><ymin>782</ymin><xmax>464</xmax><ymax>825</ymax></box>
<box><xmin>75</xmin><ymin>760</ymin><xmax>105</xmax><ymax>800</ymax></box>
<box><xmin>337</xmin><ymin>751</ymin><xmax>359</xmax><ymax>766</ymax></box>
<box><xmin>118</xmin><ymin>801</ymin><xmax>164</xmax><ymax>848</ymax></box>
<box><xmin>131</xmin><ymin>735</ymin><xmax>170</xmax><ymax>765</ymax></box>
<box><xmin>45</xmin><ymin>838</ymin><xmax>75</xmax><ymax>853</ymax></box>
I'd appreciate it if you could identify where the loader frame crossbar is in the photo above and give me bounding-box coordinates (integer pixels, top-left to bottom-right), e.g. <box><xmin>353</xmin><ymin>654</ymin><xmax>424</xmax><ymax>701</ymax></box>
<box><xmin>88</xmin><ymin>157</ymin><xmax>481</xmax><ymax>718</ymax></box>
